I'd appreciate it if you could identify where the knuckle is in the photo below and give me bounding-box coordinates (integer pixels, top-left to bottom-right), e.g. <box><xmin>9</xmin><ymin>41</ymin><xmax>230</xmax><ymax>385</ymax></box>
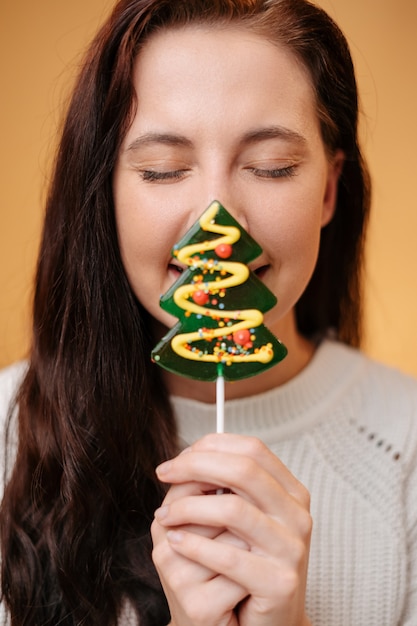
<box><xmin>235</xmin><ymin>455</ymin><xmax>258</xmax><ymax>484</ymax></box>
<box><xmin>245</xmin><ymin>435</ymin><xmax>267</xmax><ymax>458</ymax></box>
<box><xmin>287</xmin><ymin>534</ymin><xmax>310</xmax><ymax>574</ymax></box>
<box><xmin>151</xmin><ymin>540</ymin><xmax>169</xmax><ymax>570</ymax></box>
<box><xmin>169</xmin><ymin>563</ymin><xmax>192</xmax><ymax>591</ymax></box>
<box><xmin>279</xmin><ymin>568</ymin><xmax>301</xmax><ymax>600</ymax></box>
<box><xmin>150</xmin><ymin>517</ymin><xmax>161</xmax><ymax>541</ymax></box>
<box><xmin>297</xmin><ymin>508</ymin><xmax>313</xmax><ymax>541</ymax></box>
<box><xmin>291</xmin><ymin>536</ymin><xmax>308</xmax><ymax>564</ymax></box>
<box><xmin>296</xmin><ymin>483</ymin><xmax>311</xmax><ymax>510</ymax></box>
<box><xmin>196</xmin><ymin>433</ymin><xmax>217</xmax><ymax>449</ymax></box>
<box><xmin>255</xmin><ymin>567</ymin><xmax>303</xmax><ymax>614</ymax></box>
<box><xmin>216</xmin><ymin>544</ymin><xmax>241</xmax><ymax>572</ymax></box>
<box><xmin>251</xmin><ymin>596</ymin><xmax>277</xmax><ymax>617</ymax></box>
<box><xmin>223</xmin><ymin>493</ymin><xmax>247</xmax><ymax>522</ymax></box>
<box><xmin>183</xmin><ymin>596</ymin><xmax>210</xmax><ymax>625</ymax></box>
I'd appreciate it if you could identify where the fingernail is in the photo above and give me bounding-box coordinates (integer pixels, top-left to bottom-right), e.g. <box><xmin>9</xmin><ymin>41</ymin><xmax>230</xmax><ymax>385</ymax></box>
<box><xmin>156</xmin><ymin>460</ymin><xmax>172</xmax><ymax>476</ymax></box>
<box><xmin>154</xmin><ymin>505</ymin><xmax>169</xmax><ymax>520</ymax></box>
<box><xmin>167</xmin><ymin>530</ymin><xmax>184</xmax><ymax>544</ymax></box>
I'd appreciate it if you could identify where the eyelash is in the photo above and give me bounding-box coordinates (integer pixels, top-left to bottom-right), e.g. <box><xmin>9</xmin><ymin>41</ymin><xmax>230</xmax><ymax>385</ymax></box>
<box><xmin>139</xmin><ymin>165</ymin><xmax>297</xmax><ymax>182</ymax></box>
<box><xmin>140</xmin><ymin>169</ymin><xmax>188</xmax><ymax>182</ymax></box>
<box><xmin>248</xmin><ymin>165</ymin><xmax>297</xmax><ymax>179</ymax></box>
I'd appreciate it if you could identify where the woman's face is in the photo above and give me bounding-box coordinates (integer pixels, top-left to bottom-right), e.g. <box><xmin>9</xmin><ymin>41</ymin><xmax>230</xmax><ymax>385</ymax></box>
<box><xmin>113</xmin><ymin>26</ymin><xmax>343</xmax><ymax>346</ymax></box>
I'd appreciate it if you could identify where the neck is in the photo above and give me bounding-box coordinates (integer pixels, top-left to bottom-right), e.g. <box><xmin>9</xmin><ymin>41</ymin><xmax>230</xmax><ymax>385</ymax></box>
<box><xmin>162</xmin><ymin>312</ymin><xmax>316</xmax><ymax>403</ymax></box>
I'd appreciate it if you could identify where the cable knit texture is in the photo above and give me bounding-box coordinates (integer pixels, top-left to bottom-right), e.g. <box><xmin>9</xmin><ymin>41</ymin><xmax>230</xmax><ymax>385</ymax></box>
<box><xmin>171</xmin><ymin>341</ymin><xmax>417</xmax><ymax>626</ymax></box>
<box><xmin>1</xmin><ymin>340</ymin><xmax>417</xmax><ymax>625</ymax></box>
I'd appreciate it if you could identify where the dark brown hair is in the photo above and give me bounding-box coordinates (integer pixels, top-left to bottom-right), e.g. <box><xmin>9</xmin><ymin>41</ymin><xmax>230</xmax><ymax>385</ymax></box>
<box><xmin>1</xmin><ymin>1</ymin><xmax>370</xmax><ymax>624</ymax></box>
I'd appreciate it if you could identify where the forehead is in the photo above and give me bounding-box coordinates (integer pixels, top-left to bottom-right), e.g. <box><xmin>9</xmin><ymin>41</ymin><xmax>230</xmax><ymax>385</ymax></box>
<box><xmin>135</xmin><ymin>23</ymin><xmax>314</xmax><ymax>94</ymax></box>
<box><xmin>125</xmin><ymin>25</ymin><xmax>320</xmax><ymax>147</ymax></box>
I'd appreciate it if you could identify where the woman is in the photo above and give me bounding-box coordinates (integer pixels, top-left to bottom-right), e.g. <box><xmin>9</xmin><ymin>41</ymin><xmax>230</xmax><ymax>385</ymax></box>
<box><xmin>1</xmin><ymin>0</ymin><xmax>416</xmax><ymax>625</ymax></box>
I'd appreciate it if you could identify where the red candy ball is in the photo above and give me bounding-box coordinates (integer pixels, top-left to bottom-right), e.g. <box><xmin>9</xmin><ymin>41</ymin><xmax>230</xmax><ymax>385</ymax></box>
<box><xmin>215</xmin><ymin>243</ymin><xmax>233</xmax><ymax>259</ymax></box>
<box><xmin>233</xmin><ymin>329</ymin><xmax>251</xmax><ymax>346</ymax></box>
<box><xmin>192</xmin><ymin>290</ymin><xmax>209</xmax><ymax>305</ymax></box>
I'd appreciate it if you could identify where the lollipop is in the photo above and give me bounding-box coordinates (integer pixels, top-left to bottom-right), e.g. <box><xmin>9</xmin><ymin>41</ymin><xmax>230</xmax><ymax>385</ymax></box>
<box><xmin>152</xmin><ymin>200</ymin><xmax>287</xmax><ymax>432</ymax></box>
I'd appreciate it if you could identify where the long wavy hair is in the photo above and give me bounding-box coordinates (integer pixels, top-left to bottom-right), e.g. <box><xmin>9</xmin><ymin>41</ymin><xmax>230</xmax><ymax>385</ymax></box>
<box><xmin>1</xmin><ymin>0</ymin><xmax>370</xmax><ymax>624</ymax></box>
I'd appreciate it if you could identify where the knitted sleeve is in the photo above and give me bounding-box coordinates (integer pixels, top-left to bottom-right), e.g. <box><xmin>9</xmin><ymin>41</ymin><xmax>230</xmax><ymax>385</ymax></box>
<box><xmin>400</xmin><ymin>377</ymin><xmax>417</xmax><ymax>625</ymax></box>
<box><xmin>0</xmin><ymin>362</ymin><xmax>25</xmax><ymax>496</ymax></box>
<box><xmin>0</xmin><ymin>362</ymin><xmax>25</xmax><ymax>626</ymax></box>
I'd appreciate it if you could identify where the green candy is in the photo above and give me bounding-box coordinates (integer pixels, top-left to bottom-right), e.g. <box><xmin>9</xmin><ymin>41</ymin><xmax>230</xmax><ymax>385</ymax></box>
<box><xmin>151</xmin><ymin>200</ymin><xmax>287</xmax><ymax>382</ymax></box>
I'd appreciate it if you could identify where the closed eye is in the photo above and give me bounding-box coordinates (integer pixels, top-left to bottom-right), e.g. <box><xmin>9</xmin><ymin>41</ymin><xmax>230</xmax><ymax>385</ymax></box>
<box><xmin>248</xmin><ymin>165</ymin><xmax>297</xmax><ymax>179</ymax></box>
<box><xmin>140</xmin><ymin>169</ymin><xmax>190</xmax><ymax>182</ymax></box>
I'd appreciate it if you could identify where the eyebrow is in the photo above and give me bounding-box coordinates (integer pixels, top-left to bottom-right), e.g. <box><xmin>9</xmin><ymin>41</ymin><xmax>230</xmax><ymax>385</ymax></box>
<box><xmin>240</xmin><ymin>125</ymin><xmax>307</xmax><ymax>146</ymax></box>
<box><xmin>126</xmin><ymin>124</ymin><xmax>306</xmax><ymax>153</ymax></box>
<box><xmin>127</xmin><ymin>133</ymin><xmax>193</xmax><ymax>152</ymax></box>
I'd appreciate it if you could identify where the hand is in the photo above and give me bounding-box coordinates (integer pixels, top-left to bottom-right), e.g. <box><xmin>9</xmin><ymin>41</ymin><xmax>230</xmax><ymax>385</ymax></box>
<box><xmin>152</xmin><ymin>473</ymin><xmax>247</xmax><ymax>626</ymax></box>
<box><xmin>151</xmin><ymin>434</ymin><xmax>312</xmax><ymax>626</ymax></box>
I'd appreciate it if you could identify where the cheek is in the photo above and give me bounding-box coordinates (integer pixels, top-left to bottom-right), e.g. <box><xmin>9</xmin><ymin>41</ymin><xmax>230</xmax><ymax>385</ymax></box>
<box><xmin>113</xmin><ymin>177</ymin><xmax>166</xmax><ymax>270</ymax></box>
<box><xmin>261</xmin><ymin>195</ymin><xmax>324</xmax><ymax>263</ymax></box>
<box><xmin>284</xmin><ymin>210</ymin><xmax>322</xmax><ymax>259</ymax></box>
<box><xmin>117</xmin><ymin>211</ymin><xmax>167</xmax><ymax>268</ymax></box>
<box><xmin>258</xmin><ymin>185</ymin><xmax>326</xmax><ymax>311</ymax></box>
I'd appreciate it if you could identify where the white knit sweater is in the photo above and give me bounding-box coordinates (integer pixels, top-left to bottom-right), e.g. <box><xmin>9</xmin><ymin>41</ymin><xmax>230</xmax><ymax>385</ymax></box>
<box><xmin>171</xmin><ymin>340</ymin><xmax>417</xmax><ymax>626</ymax></box>
<box><xmin>1</xmin><ymin>340</ymin><xmax>417</xmax><ymax>625</ymax></box>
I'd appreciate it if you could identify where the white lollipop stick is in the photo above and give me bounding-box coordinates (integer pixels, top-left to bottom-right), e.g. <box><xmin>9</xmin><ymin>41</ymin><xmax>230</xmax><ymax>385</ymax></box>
<box><xmin>216</xmin><ymin>373</ymin><xmax>225</xmax><ymax>434</ymax></box>
<box><xmin>216</xmin><ymin>369</ymin><xmax>225</xmax><ymax>494</ymax></box>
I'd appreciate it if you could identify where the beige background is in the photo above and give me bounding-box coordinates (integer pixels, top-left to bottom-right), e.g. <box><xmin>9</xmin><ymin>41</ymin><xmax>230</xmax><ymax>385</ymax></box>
<box><xmin>1</xmin><ymin>0</ymin><xmax>416</xmax><ymax>376</ymax></box>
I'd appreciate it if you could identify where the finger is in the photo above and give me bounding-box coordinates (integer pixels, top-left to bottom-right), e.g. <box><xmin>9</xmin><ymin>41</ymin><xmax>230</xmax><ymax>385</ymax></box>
<box><xmin>152</xmin><ymin>516</ymin><xmax>249</xmax><ymax>580</ymax></box>
<box><xmin>196</xmin><ymin>434</ymin><xmax>311</xmax><ymax>508</ymax></box>
<box><xmin>152</xmin><ymin>521</ymin><xmax>247</xmax><ymax>623</ymax></box>
<box><xmin>155</xmin><ymin>493</ymin><xmax>312</xmax><ymax>553</ymax></box>
<box><xmin>157</xmin><ymin>483</ymin><xmax>229</xmax><ymax>541</ymax></box>
<box><xmin>160</xmin><ymin>479</ymin><xmax>224</xmax><ymax>504</ymax></box>
<box><xmin>166</xmin><ymin>528</ymin><xmax>307</xmax><ymax>609</ymax></box>
<box><xmin>152</xmin><ymin>517</ymin><xmax>216</xmax><ymax>583</ymax></box>
<box><xmin>211</xmin><ymin>529</ymin><xmax>250</xmax><ymax>551</ymax></box>
<box><xmin>156</xmin><ymin>450</ymin><xmax>310</xmax><ymax>530</ymax></box>
<box><xmin>164</xmin><ymin>569</ymin><xmax>246</xmax><ymax>626</ymax></box>
<box><xmin>158</xmin><ymin>434</ymin><xmax>310</xmax><ymax>509</ymax></box>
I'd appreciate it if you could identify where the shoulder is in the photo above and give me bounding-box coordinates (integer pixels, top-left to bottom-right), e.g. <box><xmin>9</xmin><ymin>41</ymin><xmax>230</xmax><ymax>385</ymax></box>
<box><xmin>0</xmin><ymin>361</ymin><xmax>27</xmax><ymax>394</ymax></box>
<box><xmin>0</xmin><ymin>361</ymin><xmax>27</xmax><ymax>421</ymax></box>
<box><xmin>309</xmin><ymin>343</ymin><xmax>417</xmax><ymax>529</ymax></box>
<box><xmin>323</xmin><ymin>341</ymin><xmax>417</xmax><ymax>466</ymax></box>
<box><xmin>334</xmin><ymin>341</ymin><xmax>417</xmax><ymax>407</ymax></box>
<box><xmin>0</xmin><ymin>362</ymin><xmax>26</xmax><ymax>500</ymax></box>
<box><xmin>0</xmin><ymin>366</ymin><xmax>22</xmax><ymax>624</ymax></box>
<box><xmin>323</xmin><ymin>340</ymin><xmax>417</xmax><ymax>406</ymax></box>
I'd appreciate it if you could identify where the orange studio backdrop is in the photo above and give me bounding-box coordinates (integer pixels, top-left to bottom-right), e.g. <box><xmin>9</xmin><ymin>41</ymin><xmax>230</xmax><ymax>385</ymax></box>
<box><xmin>1</xmin><ymin>0</ymin><xmax>417</xmax><ymax>376</ymax></box>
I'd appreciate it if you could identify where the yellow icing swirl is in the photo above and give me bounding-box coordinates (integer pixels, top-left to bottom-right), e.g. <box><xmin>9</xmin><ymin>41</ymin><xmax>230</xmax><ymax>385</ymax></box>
<box><xmin>171</xmin><ymin>201</ymin><xmax>274</xmax><ymax>365</ymax></box>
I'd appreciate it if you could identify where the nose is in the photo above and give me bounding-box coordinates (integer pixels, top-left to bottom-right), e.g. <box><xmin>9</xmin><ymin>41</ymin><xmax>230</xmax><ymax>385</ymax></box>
<box><xmin>212</xmin><ymin>198</ymin><xmax>249</xmax><ymax>232</ymax></box>
<box><xmin>192</xmin><ymin>174</ymin><xmax>250</xmax><ymax>232</ymax></box>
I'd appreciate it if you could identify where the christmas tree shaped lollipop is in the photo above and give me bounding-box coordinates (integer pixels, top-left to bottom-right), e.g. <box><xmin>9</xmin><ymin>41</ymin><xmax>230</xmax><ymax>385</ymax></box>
<box><xmin>152</xmin><ymin>201</ymin><xmax>287</xmax><ymax>390</ymax></box>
